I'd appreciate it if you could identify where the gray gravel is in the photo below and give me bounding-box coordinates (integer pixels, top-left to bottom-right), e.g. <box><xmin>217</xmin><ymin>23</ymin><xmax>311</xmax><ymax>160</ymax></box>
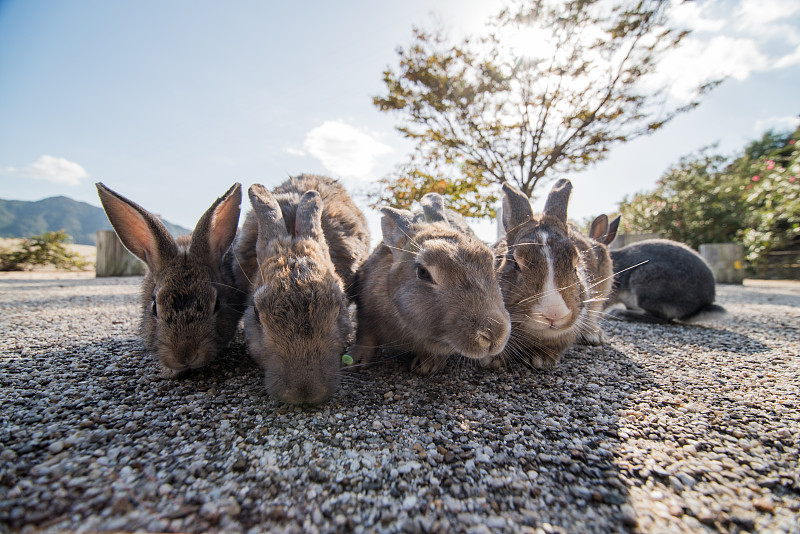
<box><xmin>1</xmin><ymin>274</ymin><xmax>799</xmax><ymax>533</ymax></box>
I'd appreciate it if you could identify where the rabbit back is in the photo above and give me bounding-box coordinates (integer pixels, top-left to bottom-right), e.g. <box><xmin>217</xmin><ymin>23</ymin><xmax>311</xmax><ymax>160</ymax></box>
<box><xmin>608</xmin><ymin>239</ymin><xmax>726</xmax><ymax>322</ymax></box>
<box><xmin>233</xmin><ymin>174</ymin><xmax>370</xmax><ymax>299</ymax></box>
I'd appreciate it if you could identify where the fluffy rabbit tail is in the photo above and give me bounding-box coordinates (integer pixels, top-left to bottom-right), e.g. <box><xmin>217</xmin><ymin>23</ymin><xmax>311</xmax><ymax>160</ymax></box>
<box><xmin>681</xmin><ymin>303</ymin><xmax>729</xmax><ymax>324</ymax></box>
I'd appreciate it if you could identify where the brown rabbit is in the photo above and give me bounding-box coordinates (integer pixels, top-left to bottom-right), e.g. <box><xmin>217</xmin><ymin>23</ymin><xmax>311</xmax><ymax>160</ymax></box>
<box><xmin>233</xmin><ymin>174</ymin><xmax>370</xmax><ymax>300</ymax></box>
<box><xmin>487</xmin><ymin>180</ymin><xmax>616</xmax><ymax>369</ymax></box>
<box><xmin>351</xmin><ymin>193</ymin><xmax>511</xmax><ymax>375</ymax></box>
<box><xmin>96</xmin><ymin>183</ymin><xmax>246</xmax><ymax>377</ymax></box>
<box><xmin>235</xmin><ymin>177</ymin><xmax>369</xmax><ymax>405</ymax></box>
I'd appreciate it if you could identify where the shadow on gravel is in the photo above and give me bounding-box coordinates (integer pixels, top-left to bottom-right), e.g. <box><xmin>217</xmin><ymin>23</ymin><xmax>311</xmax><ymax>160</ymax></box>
<box><xmin>0</xmin><ymin>335</ymin><xmax>262</xmax><ymax>530</ymax></box>
<box><xmin>3</xmin><ymin>317</ymin><xmax>656</xmax><ymax>532</ymax></box>
<box><xmin>329</xmin><ymin>343</ymin><xmax>656</xmax><ymax>532</ymax></box>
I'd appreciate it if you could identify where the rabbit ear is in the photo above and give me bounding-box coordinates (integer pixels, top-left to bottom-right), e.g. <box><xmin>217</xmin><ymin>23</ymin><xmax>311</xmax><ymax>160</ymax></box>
<box><xmin>96</xmin><ymin>182</ymin><xmax>177</xmax><ymax>272</ymax></box>
<box><xmin>190</xmin><ymin>183</ymin><xmax>241</xmax><ymax>267</ymax></box>
<box><xmin>501</xmin><ymin>182</ymin><xmax>533</xmax><ymax>232</ymax></box>
<box><xmin>420</xmin><ymin>193</ymin><xmax>447</xmax><ymax>224</ymax></box>
<box><xmin>248</xmin><ymin>184</ymin><xmax>289</xmax><ymax>241</ymax></box>
<box><xmin>589</xmin><ymin>214</ymin><xmax>609</xmax><ymax>242</ymax></box>
<box><xmin>605</xmin><ymin>215</ymin><xmax>621</xmax><ymax>245</ymax></box>
<box><xmin>294</xmin><ymin>190</ymin><xmax>325</xmax><ymax>243</ymax></box>
<box><xmin>589</xmin><ymin>214</ymin><xmax>620</xmax><ymax>245</ymax></box>
<box><xmin>380</xmin><ymin>207</ymin><xmax>415</xmax><ymax>252</ymax></box>
<box><xmin>493</xmin><ymin>240</ymin><xmax>509</xmax><ymax>271</ymax></box>
<box><xmin>543</xmin><ymin>178</ymin><xmax>572</xmax><ymax>224</ymax></box>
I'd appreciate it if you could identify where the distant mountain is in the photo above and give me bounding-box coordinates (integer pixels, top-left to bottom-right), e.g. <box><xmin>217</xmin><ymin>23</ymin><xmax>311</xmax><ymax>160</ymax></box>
<box><xmin>0</xmin><ymin>196</ymin><xmax>191</xmax><ymax>245</ymax></box>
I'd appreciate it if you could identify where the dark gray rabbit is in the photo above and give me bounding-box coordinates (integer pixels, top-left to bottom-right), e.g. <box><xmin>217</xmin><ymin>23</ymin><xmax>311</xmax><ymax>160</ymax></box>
<box><xmin>606</xmin><ymin>238</ymin><xmax>728</xmax><ymax>323</ymax></box>
<box><xmin>96</xmin><ymin>182</ymin><xmax>246</xmax><ymax>377</ymax></box>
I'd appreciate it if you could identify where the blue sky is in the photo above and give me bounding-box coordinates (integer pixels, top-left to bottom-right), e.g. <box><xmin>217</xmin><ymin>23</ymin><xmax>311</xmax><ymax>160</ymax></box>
<box><xmin>1</xmin><ymin>0</ymin><xmax>798</xmax><ymax>242</ymax></box>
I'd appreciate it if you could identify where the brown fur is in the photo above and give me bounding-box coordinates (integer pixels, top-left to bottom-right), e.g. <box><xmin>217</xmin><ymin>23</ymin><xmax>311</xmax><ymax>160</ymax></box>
<box><xmin>96</xmin><ymin>183</ymin><xmax>246</xmax><ymax>376</ymax></box>
<box><xmin>237</xmin><ymin>179</ymin><xmax>369</xmax><ymax>405</ymax></box>
<box><xmin>352</xmin><ymin>193</ymin><xmax>510</xmax><ymax>375</ymax></box>
<box><xmin>488</xmin><ymin>180</ymin><xmax>614</xmax><ymax>370</ymax></box>
<box><xmin>233</xmin><ymin>174</ymin><xmax>370</xmax><ymax>299</ymax></box>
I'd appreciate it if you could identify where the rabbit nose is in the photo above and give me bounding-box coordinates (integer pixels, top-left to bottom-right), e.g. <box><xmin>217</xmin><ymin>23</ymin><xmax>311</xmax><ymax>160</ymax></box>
<box><xmin>177</xmin><ymin>347</ymin><xmax>200</xmax><ymax>368</ymax></box>
<box><xmin>279</xmin><ymin>383</ymin><xmax>331</xmax><ymax>406</ymax></box>
<box><xmin>543</xmin><ymin>309</ymin><xmax>571</xmax><ymax>327</ymax></box>
<box><xmin>476</xmin><ymin>330</ymin><xmax>493</xmax><ymax>349</ymax></box>
<box><xmin>539</xmin><ymin>292</ymin><xmax>572</xmax><ymax>327</ymax></box>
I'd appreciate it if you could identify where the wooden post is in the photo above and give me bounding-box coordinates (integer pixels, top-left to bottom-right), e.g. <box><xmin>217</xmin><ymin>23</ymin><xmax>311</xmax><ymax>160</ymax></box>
<box><xmin>95</xmin><ymin>230</ymin><xmax>146</xmax><ymax>277</ymax></box>
<box><xmin>700</xmin><ymin>243</ymin><xmax>744</xmax><ymax>284</ymax></box>
<box><xmin>608</xmin><ymin>233</ymin><xmax>661</xmax><ymax>250</ymax></box>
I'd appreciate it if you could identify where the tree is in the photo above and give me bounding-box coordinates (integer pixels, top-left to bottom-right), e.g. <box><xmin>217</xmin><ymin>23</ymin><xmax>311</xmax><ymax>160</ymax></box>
<box><xmin>616</xmin><ymin>148</ymin><xmax>743</xmax><ymax>248</ymax></box>
<box><xmin>0</xmin><ymin>230</ymin><xmax>90</xmax><ymax>271</ymax></box>
<box><xmin>372</xmin><ymin>0</ymin><xmax>718</xmax><ymax>216</ymax></box>
<box><xmin>736</xmin><ymin>131</ymin><xmax>800</xmax><ymax>263</ymax></box>
<box><xmin>618</xmin><ymin>126</ymin><xmax>800</xmax><ymax>265</ymax></box>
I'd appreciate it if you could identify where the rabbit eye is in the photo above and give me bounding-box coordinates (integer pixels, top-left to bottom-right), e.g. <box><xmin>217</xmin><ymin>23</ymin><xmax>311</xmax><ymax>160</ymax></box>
<box><xmin>214</xmin><ymin>297</ymin><xmax>221</xmax><ymax>314</ymax></box>
<box><xmin>151</xmin><ymin>297</ymin><xmax>158</xmax><ymax>318</ymax></box>
<box><xmin>253</xmin><ymin>305</ymin><xmax>261</xmax><ymax>324</ymax></box>
<box><xmin>416</xmin><ymin>264</ymin><xmax>433</xmax><ymax>283</ymax></box>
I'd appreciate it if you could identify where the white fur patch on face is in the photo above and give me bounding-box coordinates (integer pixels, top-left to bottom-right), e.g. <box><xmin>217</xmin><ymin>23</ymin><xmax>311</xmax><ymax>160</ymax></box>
<box><xmin>529</xmin><ymin>231</ymin><xmax>572</xmax><ymax>332</ymax></box>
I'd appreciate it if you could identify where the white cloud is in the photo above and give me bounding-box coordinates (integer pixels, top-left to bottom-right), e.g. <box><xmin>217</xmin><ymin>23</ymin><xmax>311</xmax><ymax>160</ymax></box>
<box><xmin>669</xmin><ymin>1</ymin><xmax>725</xmax><ymax>33</ymax></box>
<box><xmin>3</xmin><ymin>155</ymin><xmax>89</xmax><ymax>186</ymax></box>
<box><xmin>735</xmin><ymin>0</ymin><xmax>800</xmax><ymax>31</ymax></box>
<box><xmin>285</xmin><ymin>146</ymin><xmax>306</xmax><ymax>157</ymax></box>
<box><xmin>774</xmin><ymin>45</ymin><xmax>800</xmax><ymax>69</ymax></box>
<box><xmin>754</xmin><ymin>115</ymin><xmax>800</xmax><ymax>133</ymax></box>
<box><xmin>732</xmin><ymin>0</ymin><xmax>800</xmax><ymax>48</ymax></box>
<box><xmin>303</xmin><ymin>120</ymin><xmax>392</xmax><ymax>180</ymax></box>
<box><xmin>648</xmin><ymin>35</ymin><xmax>769</xmax><ymax>103</ymax></box>
<box><xmin>649</xmin><ymin>0</ymin><xmax>800</xmax><ymax>104</ymax></box>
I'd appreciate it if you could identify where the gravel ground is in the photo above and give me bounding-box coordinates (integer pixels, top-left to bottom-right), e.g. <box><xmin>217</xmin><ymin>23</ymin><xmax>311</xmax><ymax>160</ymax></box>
<box><xmin>1</xmin><ymin>274</ymin><xmax>798</xmax><ymax>533</ymax></box>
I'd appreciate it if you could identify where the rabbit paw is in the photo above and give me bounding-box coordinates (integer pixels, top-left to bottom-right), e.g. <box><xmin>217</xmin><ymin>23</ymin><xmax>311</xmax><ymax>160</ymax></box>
<box><xmin>160</xmin><ymin>365</ymin><xmax>182</xmax><ymax>379</ymax></box>
<box><xmin>411</xmin><ymin>353</ymin><xmax>448</xmax><ymax>375</ymax></box>
<box><xmin>527</xmin><ymin>352</ymin><xmax>559</xmax><ymax>370</ymax></box>
<box><xmin>579</xmin><ymin>328</ymin><xmax>607</xmax><ymax>346</ymax></box>
<box><xmin>351</xmin><ymin>344</ymin><xmax>376</xmax><ymax>365</ymax></box>
<box><xmin>478</xmin><ymin>354</ymin><xmax>505</xmax><ymax>370</ymax></box>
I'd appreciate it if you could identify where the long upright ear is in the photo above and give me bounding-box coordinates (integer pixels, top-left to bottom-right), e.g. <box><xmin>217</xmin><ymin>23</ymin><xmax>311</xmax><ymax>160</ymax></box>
<box><xmin>605</xmin><ymin>215</ymin><xmax>621</xmax><ymax>245</ymax></box>
<box><xmin>294</xmin><ymin>190</ymin><xmax>326</xmax><ymax>243</ymax></box>
<box><xmin>501</xmin><ymin>182</ymin><xmax>533</xmax><ymax>232</ymax></box>
<box><xmin>420</xmin><ymin>193</ymin><xmax>447</xmax><ymax>224</ymax></box>
<box><xmin>493</xmin><ymin>240</ymin><xmax>509</xmax><ymax>271</ymax></box>
<box><xmin>543</xmin><ymin>178</ymin><xmax>572</xmax><ymax>224</ymax></box>
<box><xmin>589</xmin><ymin>214</ymin><xmax>608</xmax><ymax>242</ymax></box>
<box><xmin>380</xmin><ymin>207</ymin><xmax>416</xmax><ymax>255</ymax></box>
<box><xmin>248</xmin><ymin>184</ymin><xmax>289</xmax><ymax>260</ymax></box>
<box><xmin>96</xmin><ymin>183</ymin><xmax>177</xmax><ymax>272</ymax></box>
<box><xmin>191</xmin><ymin>183</ymin><xmax>242</xmax><ymax>266</ymax></box>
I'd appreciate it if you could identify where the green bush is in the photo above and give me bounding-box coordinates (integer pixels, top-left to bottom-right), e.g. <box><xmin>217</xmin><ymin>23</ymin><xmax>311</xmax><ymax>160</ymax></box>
<box><xmin>0</xmin><ymin>230</ymin><xmax>90</xmax><ymax>271</ymax></box>
<box><xmin>618</xmin><ymin>126</ymin><xmax>800</xmax><ymax>266</ymax></box>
